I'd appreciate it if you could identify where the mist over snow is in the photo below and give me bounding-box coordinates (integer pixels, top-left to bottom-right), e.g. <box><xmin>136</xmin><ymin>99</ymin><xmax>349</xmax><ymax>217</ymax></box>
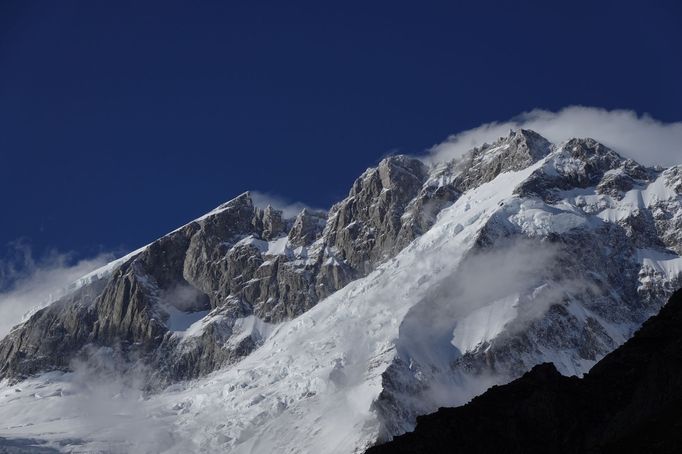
<box><xmin>397</xmin><ymin>239</ymin><xmax>561</xmax><ymax>366</ymax></box>
<box><xmin>426</xmin><ymin>106</ymin><xmax>682</xmax><ymax>167</ymax></box>
<box><xmin>0</xmin><ymin>346</ymin><xmax>185</xmax><ymax>454</ymax></box>
<box><xmin>392</xmin><ymin>238</ymin><xmax>600</xmax><ymax>414</ymax></box>
<box><xmin>0</xmin><ymin>242</ymin><xmax>113</xmax><ymax>338</ymax></box>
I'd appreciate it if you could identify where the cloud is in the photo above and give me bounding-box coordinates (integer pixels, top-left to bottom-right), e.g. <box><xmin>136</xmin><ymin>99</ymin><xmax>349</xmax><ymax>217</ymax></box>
<box><xmin>426</xmin><ymin>106</ymin><xmax>682</xmax><ymax>167</ymax></box>
<box><xmin>397</xmin><ymin>239</ymin><xmax>562</xmax><ymax>368</ymax></box>
<box><xmin>60</xmin><ymin>348</ymin><xmax>184</xmax><ymax>453</ymax></box>
<box><xmin>0</xmin><ymin>241</ymin><xmax>113</xmax><ymax>339</ymax></box>
<box><xmin>392</xmin><ymin>238</ymin><xmax>599</xmax><ymax>414</ymax></box>
<box><xmin>0</xmin><ymin>347</ymin><xmax>186</xmax><ymax>453</ymax></box>
<box><xmin>250</xmin><ymin>191</ymin><xmax>325</xmax><ymax>218</ymax></box>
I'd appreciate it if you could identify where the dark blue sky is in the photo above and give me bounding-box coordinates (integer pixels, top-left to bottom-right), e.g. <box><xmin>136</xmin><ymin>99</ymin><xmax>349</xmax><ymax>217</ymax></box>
<box><xmin>1</xmin><ymin>0</ymin><xmax>681</xmax><ymax>260</ymax></box>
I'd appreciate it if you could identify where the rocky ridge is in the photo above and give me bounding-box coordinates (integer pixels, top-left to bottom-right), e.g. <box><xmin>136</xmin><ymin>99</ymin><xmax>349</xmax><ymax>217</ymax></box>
<box><xmin>0</xmin><ymin>130</ymin><xmax>565</xmax><ymax>383</ymax></box>
<box><xmin>0</xmin><ymin>154</ymin><xmax>427</xmax><ymax>382</ymax></box>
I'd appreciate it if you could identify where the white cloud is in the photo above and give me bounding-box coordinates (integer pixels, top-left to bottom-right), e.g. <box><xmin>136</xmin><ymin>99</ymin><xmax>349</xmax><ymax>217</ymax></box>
<box><xmin>0</xmin><ymin>348</ymin><xmax>183</xmax><ymax>453</ymax></box>
<box><xmin>0</xmin><ymin>242</ymin><xmax>113</xmax><ymax>339</ymax></box>
<box><xmin>397</xmin><ymin>239</ymin><xmax>562</xmax><ymax>369</ymax></box>
<box><xmin>250</xmin><ymin>191</ymin><xmax>324</xmax><ymax>218</ymax></box>
<box><xmin>392</xmin><ymin>238</ymin><xmax>599</xmax><ymax>415</ymax></box>
<box><xmin>427</xmin><ymin>106</ymin><xmax>682</xmax><ymax>167</ymax></box>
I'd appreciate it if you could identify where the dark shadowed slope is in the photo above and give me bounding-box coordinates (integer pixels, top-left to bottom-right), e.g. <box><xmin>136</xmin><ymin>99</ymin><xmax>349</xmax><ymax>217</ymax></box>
<box><xmin>368</xmin><ymin>288</ymin><xmax>682</xmax><ymax>454</ymax></box>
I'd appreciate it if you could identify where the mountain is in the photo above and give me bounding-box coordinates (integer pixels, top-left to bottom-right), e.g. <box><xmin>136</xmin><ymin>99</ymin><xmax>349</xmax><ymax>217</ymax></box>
<box><xmin>0</xmin><ymin>155</ymin><xmax>428</xmax><ymax>383</ymax></box>
<box><xmin>367</xmin><ymin>288</ymin><xmax>682</xmax><ymax>454</ymax></box>
<box><xmin>0</xmin><ymin>130</ymin><xmax>681</xmax><ymax>452</ymax></box>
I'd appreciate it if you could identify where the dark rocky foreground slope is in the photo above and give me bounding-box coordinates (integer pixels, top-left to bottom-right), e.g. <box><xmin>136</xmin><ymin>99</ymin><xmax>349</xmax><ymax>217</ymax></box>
<box><xmin>368</xmin><ymin>288</ymin><xmax>682</xmax><ymax>454</ymax></box>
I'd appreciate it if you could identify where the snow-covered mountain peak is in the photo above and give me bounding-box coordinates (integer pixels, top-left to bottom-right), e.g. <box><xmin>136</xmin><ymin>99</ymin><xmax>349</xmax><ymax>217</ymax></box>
<box><xmin>1</xmin><ymin>130</ymin><xmax>682</xmax><ymax>453</ymax></box>
<box><xmin>424</xmin><ymin>127</ymin><xmax>552</xmax><ymax>192</ymax></box>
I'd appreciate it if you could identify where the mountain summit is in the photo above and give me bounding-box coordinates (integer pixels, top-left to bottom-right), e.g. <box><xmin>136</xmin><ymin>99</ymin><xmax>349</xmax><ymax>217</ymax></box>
<box><xmin>1</xmin><ymin>130</ymin><xmax>681</xmax><ymax>453</ymax></box>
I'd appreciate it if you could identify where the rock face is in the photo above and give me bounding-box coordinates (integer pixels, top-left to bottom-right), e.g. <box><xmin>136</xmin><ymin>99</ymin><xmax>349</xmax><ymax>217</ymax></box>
<box><xmin>323</xmin><ymin>155</ymin><xmax>429</xmax><ymax>275</ymax></box>
<box><xmin>367</xmin><ymin>288</ymin><xmax>682</xmax><ymax>454</ymax></box>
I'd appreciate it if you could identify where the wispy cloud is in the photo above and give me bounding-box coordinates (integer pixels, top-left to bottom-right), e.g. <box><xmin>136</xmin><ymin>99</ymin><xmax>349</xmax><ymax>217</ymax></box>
<box><xmin>397</xmin><ymin>239</ymin><xmax>562</xmax><ymax>368</ymax></box>
<box><xmin>391</xmin><ymin>238</ymin><xmax>599</xmax><ymax>419</ymax></box>
<box><xmin>427</xmin><ymin>106</ymin><xmax>682</xmax><ymax>167</ymax></box>
<box><xmin>0</xmin><ymin>347</ymin><xmax>184</xmax><ymax>453</ymax></box>
<box><xmin>250</xmin><ymin>191</ymin><xmax>324</xmax><ymax>218</ymax></box>
<box><xmin>0</xmin><ymin>241</ymin><xmax>113</xmax><ymax>339</ymax></box>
